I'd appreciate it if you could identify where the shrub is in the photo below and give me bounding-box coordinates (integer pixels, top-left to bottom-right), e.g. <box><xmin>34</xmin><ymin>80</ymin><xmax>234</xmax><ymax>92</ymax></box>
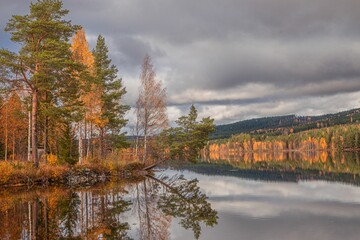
<box><xmin>47</xmin><ymin>154</ymin><xmax>59</xmax><ymax>166</ymax></box>
<box><xmin>0</xmin><ymin>162</ymin><xmax>14</xmax><ymax>184</ymax></box>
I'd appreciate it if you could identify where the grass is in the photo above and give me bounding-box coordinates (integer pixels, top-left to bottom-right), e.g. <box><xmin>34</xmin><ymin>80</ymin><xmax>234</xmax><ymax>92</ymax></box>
<box><xmin>0</xmin><ymin>158</ymin><xmax>146</xmax><ymax>187</ymax></box>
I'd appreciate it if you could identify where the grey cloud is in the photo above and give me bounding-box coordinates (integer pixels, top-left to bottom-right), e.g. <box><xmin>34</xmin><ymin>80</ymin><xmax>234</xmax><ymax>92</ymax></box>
<box><xmin>176</xmin><ymin>39</ymin><xmax>360</xmax><ymax>92</ymax></box>
<box><xmin>108</xmin><ymin>35</ymin><xmax>166</xmax><ymax>73</ymax></box>
<box><xmin>63</xmin><ymin>0</ymin><xmax>360</xmax><ymax>43</ymax></box>
<box><xmin>2</xmin><ymin>0</ymin><xmax>360</xmax><ymax>125</ymax></box>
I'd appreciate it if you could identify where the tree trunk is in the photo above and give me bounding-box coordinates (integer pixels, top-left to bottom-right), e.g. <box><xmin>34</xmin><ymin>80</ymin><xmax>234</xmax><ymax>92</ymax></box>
<box><xmin>12</xmin><ymin>131</ymin><xmax>15</xmax><ymax>161</ymax></box>
<box><xmin>89</xmin><ymin>123</ymin><xmax>93</xmax><ymax>159</ymax></box>
<box><xmin>32</xmin><ymin>90</ymin><xmax>39</xmax><ymax>168</ymax></box>
<box><xmin>4</xmin><ymin>103</ymin><xmax>8</xmax><ymax>161</ymax></box>
<box><xmin>100</xmin><ymin>127</ymin><xmax>106</xmax><ymax>159</ymax></box>
<box><xmin>28</xmin><ymin>111</ymin><xmax>31</xmax><ymax>162</ymax></box>
<box><xmin>100</xmin><ymin>128</ymin><xmax>103</xmax><ymax>158</ymax></box>
<box><xmin>78</xmin><ymin>122</ymin><xmax>83</xmax><ymax>164</ymax></box>
<box><xmin>135</xmin><ymin>116</ymin><xmax>140</xmax><ymax>159</ymax></box>
<box><xmin>44</xmin><ymin>92</ymin><xmax>48</xmax><ymax>164</ymax></box>
<box><xmin>84</xmin><ymin>120</ymin><xmax>87</xmax><ymax>158</ymax></box>
<box><xmin>143</xmin><ymin>132</ymin><xmax>147</xmax><ymax>163</ymax></box>
<box><xmin>135</xmin><ymin>136</ymin><xmax>139</xmax><ymax>158</ymax></box>
<box><xmin>44</xmin><ymin>116</ymin><xmax>48</xmax><ymax>164</ymax></box>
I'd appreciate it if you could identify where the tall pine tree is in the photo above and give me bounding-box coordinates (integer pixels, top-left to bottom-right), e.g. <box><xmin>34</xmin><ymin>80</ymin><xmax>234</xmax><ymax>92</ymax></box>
<box><xmin>0</xmin><ymin>0</ymin><xmax>79</xmax><ymax>167</ymax></box>
<box><xmin>93</xmin><ymin>35</ymin><xmax>129</xmax><ymax>158</ymax></box>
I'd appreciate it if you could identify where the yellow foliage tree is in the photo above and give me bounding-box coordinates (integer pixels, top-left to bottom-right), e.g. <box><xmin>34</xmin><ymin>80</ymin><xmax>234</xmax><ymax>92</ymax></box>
<box><xmin>0</xmin><ymin>93</ymin><xmax>27</xmax><ymax>161</ymax></box>
<box><xmin>71</xmin><ymin>28</ymin><xmax>103</xmax><ymax>162</ymax></box>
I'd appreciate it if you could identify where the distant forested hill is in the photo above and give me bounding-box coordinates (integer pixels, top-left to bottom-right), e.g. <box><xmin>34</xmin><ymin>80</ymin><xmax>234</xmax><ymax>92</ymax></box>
<box><xmin>211</xmin><ymin>108</ymin><xmax>360</xmax><ymax>139</ymax></box>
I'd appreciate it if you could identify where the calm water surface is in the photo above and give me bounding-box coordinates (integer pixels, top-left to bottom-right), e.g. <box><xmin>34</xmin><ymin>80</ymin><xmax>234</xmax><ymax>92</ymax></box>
<box><xmin>1</xmin><ymin>162</ymin><xmax>360</xmax><ymax>240</ymax></box>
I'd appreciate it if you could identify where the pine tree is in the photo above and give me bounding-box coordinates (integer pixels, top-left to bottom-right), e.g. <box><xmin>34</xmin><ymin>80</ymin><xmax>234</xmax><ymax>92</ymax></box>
<box><xmin>159</xmin><ymin>105</ymin><xmax>214</xmax><ymax>162</ymax></box>
<box><xmin>58</xmin><ymin>120</ymin><xmax>78</xmax><ymax>165</ymax></box>
<box><xmin>0</xmin><ymin>0</ymin><xmax>79</xmax><ymax>167</ymax></box>
<box><xmin>93</xmin><ymin>35</ymin><xmax>129</xmax><ymax>158</ymax></box>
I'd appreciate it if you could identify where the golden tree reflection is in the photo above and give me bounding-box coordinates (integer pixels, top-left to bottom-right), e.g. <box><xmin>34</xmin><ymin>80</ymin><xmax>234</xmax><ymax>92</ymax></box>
<box><xmin>0</xmin><ymin>175</ymin><xmax>218</xmax><ymax>239</ymax></box>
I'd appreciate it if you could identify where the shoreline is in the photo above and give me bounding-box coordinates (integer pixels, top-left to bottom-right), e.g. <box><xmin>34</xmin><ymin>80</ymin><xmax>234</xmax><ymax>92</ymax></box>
<box><xmin>0</xmin><ymin>161</ymin><xmax>150</xmax><ymax>189</ymax></box>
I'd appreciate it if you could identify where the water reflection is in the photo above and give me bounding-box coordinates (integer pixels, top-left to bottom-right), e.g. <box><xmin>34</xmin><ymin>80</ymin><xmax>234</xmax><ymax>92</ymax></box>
<box><xmin>202</xmin><ymin>150</ymin><xmax>360</xmax><ymax>173</ymax></box>
<box><xmin>0</xmin><ymin>175</ymin><xmax>217</xmax><ymax>240</ymax></box>
<box><xmin>0</xmin><ymin>183</ymin><xmax>132</xmax><ymax>239</ymax></box>
<box><xmin>161</xmin><ymin>167</ymin><xmax>360</xmax><ymax>240</ymax></box>
<box><xmin>198</xmin><ymin>150</ymin><xmax>360</xmax><ymax>185</ymax></box>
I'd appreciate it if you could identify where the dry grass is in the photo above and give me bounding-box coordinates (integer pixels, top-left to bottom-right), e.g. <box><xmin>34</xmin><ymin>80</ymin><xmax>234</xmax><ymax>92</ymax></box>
<box><xmin>0</xmin><ymin>157</ymin><xmax>146</xmax><ymax>187</ymax></box>
<box><xmin>0</xmin><ymin>161</ymin><xmax>69</xmax><ymax>186</ymax></box>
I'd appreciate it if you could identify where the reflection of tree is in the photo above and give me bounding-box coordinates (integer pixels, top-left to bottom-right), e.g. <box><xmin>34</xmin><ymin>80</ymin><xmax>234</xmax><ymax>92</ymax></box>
<box><xmin>0</xmin><ymin>175</ymin><xmax>218</xmax><ymax>240</ymax></box>
<box><xmin>131</xmin><ymin>174</ymin><xmax>218</xmax><ymax>240</ymax></box>
<box><xmin>81</xmin><ymin>189</ymin><xmax>131</xmax><ymax>239</ymax></box>
<box><xmin>134</xmin><ymin>179</ymin><xmax>171</xmax><ymax>240</ymax></box>
<box><xmin>58</xmin><ymin>192</ymin><xmax>81</xmax><ymax>238</ymax></box>
<box><xmin>101</xmin><ymin>195</ymin><xmax>131</xmax><ymax>240</ymax></box>
<box><xmin>150</xmin><ymin>175</ymin><xmax>218</xmax><ymax>239</ymax></box>
<box><xmin>0</xmin><ymin>185</ymin><xmax>132</xmax><ymax>239</ymax></box>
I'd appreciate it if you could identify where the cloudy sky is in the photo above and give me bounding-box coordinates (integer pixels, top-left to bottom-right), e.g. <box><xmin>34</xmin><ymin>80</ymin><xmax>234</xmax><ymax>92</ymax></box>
<box><xmin>1</xmin><ymin>0</ymin><xmax>360</xmax><ymax>127</ymax></box>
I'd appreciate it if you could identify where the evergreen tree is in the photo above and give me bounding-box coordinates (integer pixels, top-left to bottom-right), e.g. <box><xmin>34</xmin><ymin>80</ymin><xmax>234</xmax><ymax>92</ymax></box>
<box><xmin>58</xmin><ymin>120</ymin><xmax>78</xmax><ymax>165</ymax></box>
<box><xmin>0</xmin><ymin>0</ymin><xmax>80</xmax><ymax>167</ymax></box>
<box><xmin>93</xmin><ymin>35</ymin><xmax>129</xmax><ymax>157</ymax></box>
<box><xmin>159</xmin><ymin>105</ymin><xmax>215</xmax><ymax>162</ymax></box>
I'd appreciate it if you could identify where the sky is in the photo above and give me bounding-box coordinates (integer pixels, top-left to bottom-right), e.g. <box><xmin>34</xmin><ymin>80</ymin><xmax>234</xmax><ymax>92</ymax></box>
<box><xmin>1</xmin><ymin>0</ymin><xmax>360</xmax><ymax>128</ymax></box>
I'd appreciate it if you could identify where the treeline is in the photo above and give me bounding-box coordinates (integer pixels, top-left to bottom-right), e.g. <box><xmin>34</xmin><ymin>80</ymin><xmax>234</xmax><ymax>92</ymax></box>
<box><xmin>212</xmin><ymin>108</ymin><xmax>360</xmax><ymax>139</ymax></box>
<box><xmin>206</xmin><ymin>124</ymin><xmax>360</xmax><ymax>157</ymax></box>
<box><xmin>202</xmin><ymin>147</ymin><xmax>360</xmax><ymax>175</ymax></box>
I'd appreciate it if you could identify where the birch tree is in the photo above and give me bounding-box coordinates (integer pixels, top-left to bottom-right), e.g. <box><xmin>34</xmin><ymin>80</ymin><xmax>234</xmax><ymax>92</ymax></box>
<box><xmin>71</xmin><ymin>27</ymin><xmax>96</xmax><ymax>163</ymax></box>
<box><xmin>136</xmin><ymin>54</ymin><xmax>168</xmax><ymax>162</ymax></box>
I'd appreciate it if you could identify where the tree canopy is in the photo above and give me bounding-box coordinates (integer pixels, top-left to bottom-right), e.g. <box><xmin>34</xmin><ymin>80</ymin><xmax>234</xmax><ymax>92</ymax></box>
<box><xmin>158</xmin><ymin>105</ymin><xmax>215</xmax><ymax>162</ymax></box>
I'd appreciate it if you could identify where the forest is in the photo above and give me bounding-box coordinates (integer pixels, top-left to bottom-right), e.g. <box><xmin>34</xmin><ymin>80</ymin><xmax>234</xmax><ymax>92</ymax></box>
<box><xmin>211</xmin><ymin>108</ymin><xmax>360</xmax><ymax>139</ymax></box>
<box><xmin>0</xmin><ymin>0</ymin><xmax>214</xmax><ymax>186</ymax></box>
<box><xmin>203</xmin><ymin>124</ymin><xmax>360</xmax><ymax>176</ymax></box>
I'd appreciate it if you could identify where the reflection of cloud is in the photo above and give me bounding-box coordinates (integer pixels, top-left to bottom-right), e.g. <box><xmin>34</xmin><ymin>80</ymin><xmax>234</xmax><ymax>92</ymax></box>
<box><xmin>211</xmin><ymin>196</ymin><xmax>360</xmax><ymax>219</ymax></box>
<box><xmin>163</xmin><ymin>169</ymin><xmax>360</xmax><ymax>219</ymax></box>
<box><xmin>164</xmin><ymin>168</ymin><xmax>360</xmax><ymax>240</ymax></box>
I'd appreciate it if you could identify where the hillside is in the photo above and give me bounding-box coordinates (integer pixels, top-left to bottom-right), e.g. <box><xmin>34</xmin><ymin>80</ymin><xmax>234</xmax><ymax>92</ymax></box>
<box><xmin>211</xmin><ymin>108</ymin><xmax>360</xmax><ymax>139</ymax></box>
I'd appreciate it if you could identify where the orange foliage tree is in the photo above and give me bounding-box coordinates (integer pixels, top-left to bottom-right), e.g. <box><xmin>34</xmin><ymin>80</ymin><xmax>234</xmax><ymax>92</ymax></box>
<box><xmin>0</xmin><ymin>93</ymin><xmax>27</xmax><ymax>161</ymax></box>
<box><xmin>71</xmin><ymin>28</ymin><xmax>102</xmax><ymax>163</ymax></box>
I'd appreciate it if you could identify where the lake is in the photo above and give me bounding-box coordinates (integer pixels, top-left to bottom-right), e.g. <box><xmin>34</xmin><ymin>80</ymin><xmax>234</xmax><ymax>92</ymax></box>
<box><xmin>1</xmin><ymin>159</ymin><xmax>360</xmax><ymax>240</ymax></box>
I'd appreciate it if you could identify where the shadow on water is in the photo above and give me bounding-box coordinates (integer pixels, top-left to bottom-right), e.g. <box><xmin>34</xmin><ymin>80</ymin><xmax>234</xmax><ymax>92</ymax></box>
<box><xmin>0</xmin><ymin>174</ymin><xmax>218</xmax><ymax>240</ymax></box>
